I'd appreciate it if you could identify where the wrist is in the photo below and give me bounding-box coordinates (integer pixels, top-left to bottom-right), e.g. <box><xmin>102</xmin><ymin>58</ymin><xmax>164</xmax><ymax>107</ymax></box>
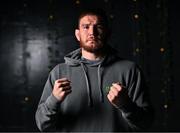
<box><xmin>45</xmin><ymin>93</ymin><xmax>61</xmax><ymax>111</ymax></box>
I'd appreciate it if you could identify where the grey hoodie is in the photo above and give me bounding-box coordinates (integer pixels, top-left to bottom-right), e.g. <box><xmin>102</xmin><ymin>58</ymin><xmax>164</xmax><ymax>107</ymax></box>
<box><xmin>35</xmin><ymin>48</ymin><xmax>154</xmax><ymax>132</ymax></box>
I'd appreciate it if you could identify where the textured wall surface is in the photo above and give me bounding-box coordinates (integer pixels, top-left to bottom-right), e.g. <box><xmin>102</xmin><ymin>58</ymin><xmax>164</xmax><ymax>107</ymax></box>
<box><xmin>0</xmin><ymin>0</ymin><xmax>179</xmax><ymax>131</ymax></box>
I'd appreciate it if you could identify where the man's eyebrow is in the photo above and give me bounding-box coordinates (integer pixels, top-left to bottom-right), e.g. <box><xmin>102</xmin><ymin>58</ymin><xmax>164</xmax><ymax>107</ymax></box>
<box><xmin>81</xmin><ymin>23</ymin><xmax>103</xmax><ymax>26</ymax></box>
<box><xmin>80</xmin><ymin>23</ymin><xmax>90</xmax><ymax>27</ymax></box>
<box><xmin>81</xmin><ymin>23</ymin><xmax>90</xmax><ymax>25</ymax></box>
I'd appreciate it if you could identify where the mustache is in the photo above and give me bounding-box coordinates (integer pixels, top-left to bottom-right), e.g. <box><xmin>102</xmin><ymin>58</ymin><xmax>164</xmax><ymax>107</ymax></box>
<box><xmin>87</xmin><ymin>36</ymin><xmax>101</xmax><ymax>41</ymax></box>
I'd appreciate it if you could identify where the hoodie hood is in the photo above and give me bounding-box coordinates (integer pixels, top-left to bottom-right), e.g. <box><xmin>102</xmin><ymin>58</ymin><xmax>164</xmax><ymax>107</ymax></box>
<box><xmin>64</xmin><ymin>47</ymin><xmax>118</xmax><ymax>66</ymax></box>
<box><xmin>64</xmin><ymin>48</ymin><xmax>82</xmax><ymax>66</ymax></box>
<box><xmin>64</xmin><ymin>47</ymin><xmax>119</xmax><ymax>107</ymax></box>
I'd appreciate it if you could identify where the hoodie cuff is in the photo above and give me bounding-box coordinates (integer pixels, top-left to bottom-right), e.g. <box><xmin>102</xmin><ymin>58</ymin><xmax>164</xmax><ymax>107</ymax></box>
<box><xmin>45</xmin><ymin>94</ymin><xmax>60</xmax><ymax>111</ymax></box>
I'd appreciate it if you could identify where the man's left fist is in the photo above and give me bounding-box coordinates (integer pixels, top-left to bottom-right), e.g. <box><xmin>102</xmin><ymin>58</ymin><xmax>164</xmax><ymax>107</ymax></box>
<box><xmin>107</xmin><ymin>82</ymin><xmax>129</xmax><ymax>108</ymax></box>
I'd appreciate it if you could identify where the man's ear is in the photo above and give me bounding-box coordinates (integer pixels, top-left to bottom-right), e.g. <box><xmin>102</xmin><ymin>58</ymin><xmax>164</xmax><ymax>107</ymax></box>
<box><xmin>75</xmin><ymin>29</ymin><xmax>80</xmax><ymax>41</ymax></box>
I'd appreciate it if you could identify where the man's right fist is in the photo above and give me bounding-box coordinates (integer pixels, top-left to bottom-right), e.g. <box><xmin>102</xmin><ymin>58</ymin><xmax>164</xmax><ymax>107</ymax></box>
<box><xmin>52</xmin><ymin>78</ymin><xmax>71</xmax><ymax>102</ymax></box>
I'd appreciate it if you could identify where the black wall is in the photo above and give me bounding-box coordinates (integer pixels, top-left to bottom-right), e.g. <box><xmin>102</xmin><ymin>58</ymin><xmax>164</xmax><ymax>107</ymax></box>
<box><xmin>0</xmin><ymin>0</ymin><xmax>179</xmax><ymax>131</ymax></box>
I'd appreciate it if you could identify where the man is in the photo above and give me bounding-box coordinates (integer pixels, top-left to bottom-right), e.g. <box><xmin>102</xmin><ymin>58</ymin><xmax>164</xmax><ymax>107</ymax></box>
<box><xmin>35</xmin><ymin>8</ymin><xmax>154</xmax><ymax>132</ymax></box>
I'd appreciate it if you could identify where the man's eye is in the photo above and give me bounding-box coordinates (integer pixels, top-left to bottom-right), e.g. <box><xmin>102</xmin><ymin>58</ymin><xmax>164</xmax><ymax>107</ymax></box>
<box><xmin>83</xmin><ymin>25</ymin><xmax>89</xmax><ymax>29</ymax></box>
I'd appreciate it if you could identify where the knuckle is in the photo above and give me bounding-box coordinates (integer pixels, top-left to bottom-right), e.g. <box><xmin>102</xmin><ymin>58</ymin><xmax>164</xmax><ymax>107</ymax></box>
<box><xmin>115</xmin><ymin>91</ymin><xmax>119</xmax><ymax>96</ymax></box>
<box><xmin>55</xmin><ymin>83</ymin><xmax>60</xmax><ymax>89</ymax></box>
<box><xmin>111</xmin><ymin>94</ymin><xmax>115</xmax><ymax>99</ymax></box>
<box><xmin>107</xmin><ymin>94</ymin><xmax>111</xmax><ymax>100</ymax></box>
<box><xmin>60</xmin><ymin>92</ymin><xmax>65</xmax><ymax>97</ymax></box>
<box><xmin>114</xmin><ymin>93</ymin><xmax>118</xmax><ymax>97</ymax></box>
<box><xmin>109</xmin><ymin>99</ymin><xmax>112</xmax><ymax>102</ymax></box>
<box><xmin>59</xmin><ymin>87</ymin><xmax>63</xmax><ymax>92</ymax></box>
<box><xmin>55</xmin><ymin>80</ymin><xmax>59</xmax><ymax>84</ymax></box>
<box><xmin>53</xmin><ymin>85</ymin><xmax>57</xmax><ymax>90</ymax></box>
<box><xmin>58</xmin><ymin>82</ymin><xmax>62</xmax><ymax>86</ymax></box>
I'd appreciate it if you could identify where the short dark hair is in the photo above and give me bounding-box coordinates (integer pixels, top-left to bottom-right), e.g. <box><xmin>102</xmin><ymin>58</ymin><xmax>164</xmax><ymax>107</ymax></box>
<box><xmin>77</xmin><ymin>8</ymin><xmax>109</xmax><ymax>29</ymax></box>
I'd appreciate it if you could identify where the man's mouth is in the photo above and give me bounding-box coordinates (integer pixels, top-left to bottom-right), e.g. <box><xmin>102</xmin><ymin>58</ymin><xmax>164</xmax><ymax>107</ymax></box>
<box><xmin>87</xmin><ymin>39</ymin><xmax>95</xmax><ymax>42</ymax></box>
<box><xmin>87</xmin><ymin>37</ymin><xmax>95</xmax><ymax>41</ymax></box>
<box><xmin>87</xmin><ymin>37</ymin><xmax>100</xmax><ymax>42</ymax></box>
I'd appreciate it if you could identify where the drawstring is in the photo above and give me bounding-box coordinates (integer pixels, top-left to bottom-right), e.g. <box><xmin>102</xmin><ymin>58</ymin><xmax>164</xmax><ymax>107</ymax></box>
<box><xmin>97</xmin><ymin>64</ymin><xmax>104</xmax><ymax>103</ymax></box>
<box><xmin>80</xmin><ymin>63</ymin><xmax>93</xmax><ymax>107</ymax></box>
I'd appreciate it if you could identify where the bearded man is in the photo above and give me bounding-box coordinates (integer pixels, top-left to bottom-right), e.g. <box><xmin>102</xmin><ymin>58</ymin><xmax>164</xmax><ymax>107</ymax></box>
<box><xmin>35</xmin><ymin>8</ymin><xmax>154</xmax><ymax>132</ymax></box>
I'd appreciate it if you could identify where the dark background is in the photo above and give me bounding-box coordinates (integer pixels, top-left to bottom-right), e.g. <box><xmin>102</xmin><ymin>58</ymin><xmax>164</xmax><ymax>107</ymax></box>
<box><xmin>0</xmin><ymin>0</ymin><xmax>179</xmax><ymax>131</ymax></box>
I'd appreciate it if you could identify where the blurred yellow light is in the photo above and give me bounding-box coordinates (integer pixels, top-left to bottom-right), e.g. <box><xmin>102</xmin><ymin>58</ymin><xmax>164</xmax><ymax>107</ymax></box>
<box><xmin>134</xmin><ymin>14</ymin><xmax>139</xmax><ymax>19</ymax></box>
<box><xmin>110</xmin><ymin>14</ymin><xmax>114</xmax><ymax>19</ymax></box>
<box><xmin>25</xmin><ymin>97</ymin><xmax>29</xmax><ymax>101</ymax></box>
<box><xmin>160</xmin><ymin>48</ymin><xmax>165</xmax><ymax>52</ymax></box>
<box><xmin>136</xmin><ymin>48</ymin><xmax>140</xmax><ymax>52</ymax></box>
<box><xmin>49</xmin><ymin>15</ymin><xmax>54</xmax><ymax>20</ymax></box>
<box><xmin>164</xmin><ymin>104</ymin><xmax>168</xmax><ymax>109</ymax></box>
<box><xmin>76</xmin><ymin>0</ymin><xmax>80</xmax><ymax>4</ymax></box>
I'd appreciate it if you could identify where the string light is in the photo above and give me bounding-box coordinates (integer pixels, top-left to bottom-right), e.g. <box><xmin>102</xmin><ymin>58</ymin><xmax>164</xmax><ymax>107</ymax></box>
<box><xmin>25</xmin><ymin>97</ymin><xmax>29</xmax><ymax>101</ymax></box>
<box><xmin>76</xmin><ymin>0</ymin><xmax>80</xmax><ymax>5</ymax></box>
<box><xmin>49</xmin><ymin>15</ymin><xmax>54</xmax><ymax>20</ymax></box>
<box><xmin>157</xmin><ymin>0</ymin><xmax>174</xmax><ymax>130</ymax></box>
<box><xmin>135</xmin><ymin>48</ymin><xmax>140</xmax><ymax>52</ymax></box>
<box><xmin>134</xmin><ymin>14</ymin><xmax>139</xmax><ymax>19</ymax></box>
<box><xmin>160</xmin><ymin>47</ymin><xmax>165</xmax><ymax>52</ymax></box>
<box><xmin>164</xmin><ymin>104</ymin><xmax>168</xmax><ymax>109</ymax></box>
<box><xmin>110</xmin><ymin>14</ymin><xmax>114</xmax><ymax>19</ymax></box>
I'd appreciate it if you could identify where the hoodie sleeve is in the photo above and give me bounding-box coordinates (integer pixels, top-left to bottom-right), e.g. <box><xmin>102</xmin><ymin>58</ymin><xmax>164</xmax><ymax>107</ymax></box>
<box><xmin>35</xmin><ymin>66</ymin><xmax>61</xmax><ymax>131</ymax></box>
<box><xmin>117</xmin><ymin>64</ymin><xmax>154</xmax><ymax>131</ymax></box>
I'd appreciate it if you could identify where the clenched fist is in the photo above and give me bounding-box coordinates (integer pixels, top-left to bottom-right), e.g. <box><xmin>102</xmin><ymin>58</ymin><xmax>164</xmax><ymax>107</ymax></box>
<box><xmin>52</xmin><ymin>78</ymin><xmax>71</xmax><ymax>102</ymax></box>
<box><xmin>107</xmin><ymin>82</ymin><xmax>129</xmax><ymax>108</ymax></box>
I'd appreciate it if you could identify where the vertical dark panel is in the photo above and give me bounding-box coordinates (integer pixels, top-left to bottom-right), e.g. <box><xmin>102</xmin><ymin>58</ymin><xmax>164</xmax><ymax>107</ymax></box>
<box><xmin>168</xmin><ymin>0</ymin><xmax>180</xmax><ymax>131</ymax></box>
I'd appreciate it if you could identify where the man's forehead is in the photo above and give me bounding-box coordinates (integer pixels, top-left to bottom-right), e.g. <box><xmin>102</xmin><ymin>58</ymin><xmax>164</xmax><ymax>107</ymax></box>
<box><xmin>79</xmin><ymin>15</ymin><xmax>101</xmax><ymax>24</ymax></box>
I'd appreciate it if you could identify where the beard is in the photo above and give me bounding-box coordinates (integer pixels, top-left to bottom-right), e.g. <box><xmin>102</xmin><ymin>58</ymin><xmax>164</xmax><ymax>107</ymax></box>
<box><xmin>80</xmin><ymin>39</ymin><xmax>104</xmax><ymax>53</ymax></box>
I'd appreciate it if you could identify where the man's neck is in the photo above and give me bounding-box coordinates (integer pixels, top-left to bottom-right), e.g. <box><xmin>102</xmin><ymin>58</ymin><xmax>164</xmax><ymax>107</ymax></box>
<box><xmin>81</xmin><ymin>49</ymin><xmax>104</xmax><ymax>61</ymax></box>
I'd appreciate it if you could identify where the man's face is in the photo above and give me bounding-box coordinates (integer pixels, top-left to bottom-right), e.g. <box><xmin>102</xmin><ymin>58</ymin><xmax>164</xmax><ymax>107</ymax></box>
<box><xmin>75</xmin><ymin>15</ymin><xmax>107</xmax><ymax>53</ymax></box>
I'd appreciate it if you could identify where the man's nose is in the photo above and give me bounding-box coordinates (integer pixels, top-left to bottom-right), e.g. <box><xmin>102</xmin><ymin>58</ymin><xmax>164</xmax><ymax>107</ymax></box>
<box><xmin>89</xmin><ymin>26</ymin><xmax>97</xmax><ymax>35</ymax></box>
